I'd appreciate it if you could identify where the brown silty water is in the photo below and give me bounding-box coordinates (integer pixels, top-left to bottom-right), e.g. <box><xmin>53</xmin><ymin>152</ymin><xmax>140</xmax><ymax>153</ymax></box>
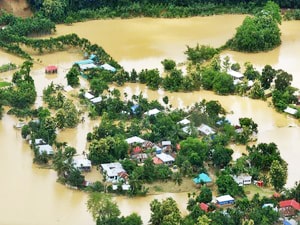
<box><xmin>0</xmin><ymin>15</ymin><xmax>300</xmax><ymax>225</ymax></box>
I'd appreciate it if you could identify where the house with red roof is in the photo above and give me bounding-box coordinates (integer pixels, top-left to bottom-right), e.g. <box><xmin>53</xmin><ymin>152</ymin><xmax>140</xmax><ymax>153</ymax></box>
<box><xmin>199</xmin><ymin>202</ymin><xmax>209</xmax><ymax>212</ymax></box>
<box><xmin>279</xmin><ymin>199</ymin><xmax>300</xmax><ymax>216</ymax></box>
<box><xmin>45</xmin><ymin>65</ymin><xmax>57</xmax><ymax>74</ymax></box>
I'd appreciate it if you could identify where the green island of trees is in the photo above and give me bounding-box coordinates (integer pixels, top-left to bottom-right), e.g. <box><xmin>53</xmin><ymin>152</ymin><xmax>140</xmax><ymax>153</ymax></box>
<box><xmin>0</xmin><ymin>1</ymin><xmax>300</xmax><ymax>225</ymax></box>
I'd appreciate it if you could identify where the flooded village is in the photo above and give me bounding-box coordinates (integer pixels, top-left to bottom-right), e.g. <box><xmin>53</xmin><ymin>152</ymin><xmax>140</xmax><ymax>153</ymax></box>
<box><xmin>0</xmin><ymin>6</ymin><xmax>300</xmax><ymax>225</ymax></box>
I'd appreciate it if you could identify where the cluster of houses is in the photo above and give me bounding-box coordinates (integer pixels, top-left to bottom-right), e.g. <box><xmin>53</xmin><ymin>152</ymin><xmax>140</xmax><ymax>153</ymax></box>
<box><xmin>125</xmin><ymin>135</ymin><xmax>176</xmax><ymax>166</ymax></box>
<box><xmin>29</xmin><ymin>138</ymin><xmax>93</xmax><ymax>172</ymax></box>
<box><xmin>199</xmin><ymin>194</ymin><xmax>300</xmax><ymax>223</ymax></box>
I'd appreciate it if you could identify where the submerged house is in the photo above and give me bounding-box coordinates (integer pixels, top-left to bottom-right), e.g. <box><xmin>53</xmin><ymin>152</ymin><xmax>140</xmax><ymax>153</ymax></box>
<box><xmin>227</xmin><ymin>70</ymin><xmax>244</xmax><ymax>81</ymax></box>
<box><xmin>99</xmin><ymin>63</ymin><xmax>116</xmax><ymax>72</ymax></box>
<box><xmin>45</xmin><ymin>65</ymin><xmax>57</xmax><ymax>74</ymax></box>
<box><xmin>100</xmin><ymin>162</ymin><xmax>127</xmax><ymax>183</ymax></box>
<box><xmin>72</xmin><ymin>155</ymin><xmax>92</xmax><ymax>172</ymax></box>
<box><xmin>198</xmin><ymin>124</ymin><xmax>215</xmax><ymax>136</ymax></box>
<box><xmin>36</xmin><ymin>144</ymin><xmax>54</xmax><ymax>155</ymax></box>
<box><xmin>284</xmin><ymin>107</ymin><xmax>298</xmax><ymax>116</ymax></box>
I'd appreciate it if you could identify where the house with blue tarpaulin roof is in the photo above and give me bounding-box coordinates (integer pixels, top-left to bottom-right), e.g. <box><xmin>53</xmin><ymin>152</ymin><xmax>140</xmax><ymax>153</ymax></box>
<box><xmin>193</xmin><ymin>173</ymin><xmax>212</xmax><ymax>184</ymax></box>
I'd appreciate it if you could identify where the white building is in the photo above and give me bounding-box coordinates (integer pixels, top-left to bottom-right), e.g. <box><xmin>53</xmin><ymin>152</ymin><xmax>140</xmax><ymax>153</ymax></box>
<box><xmin>156</xmin><ymin>152</ymin><xmax>175</xmax><ymax>165</ymax></box>
<box><xmin>29</xmin><ymin>138</ymin><xmax>46</xmax><ymax>145</ymax></box>
<box><xmin>232</xmin><ymin>174</ymin><xmax>252</xmax><ymax>186</ymax></box>
<box><xmin>144</xmin><ymin>108</ymin><xmax>161</xmax><ymax>116</ymax></box>
<box><xmin>227</xmin><ymin>70</ymin><xmax>244</xmax><ymax>80</ymax></box>
<box><xmin>72</xmin><ymin>155</ymin><xmax>92</xmax><ymax>172</ymax></box>
<box><xmin>84</xmin><ymin>92</ymin><xmax>95</xmax><ymax>100</ymax></box>
<box><xmin>101</xmin><ymin>162</ymin><xmax>127</xmax><ymax>183</ymax></box>
<box><xmin>284</xmin><ymin>107</ymin><xmax>298</xmax><ymax>115</ymax></box>
<box><xmin>198</xmin><ymin>124</ymin><xmax>215</xmax><ymax>136</ymax></box>
<box><xmin>177</xmin><ymin>118</ymin><xmax>190</xmax><ymax>126</ymax></box>
<box><xmin>36</xmin><ymin>144</ymin><xmax>54</xmax><ymax>155</ymax></box>
<box><xmin>125</xmin><ymin>136</ymin><xmax>145</xmax><ymax>145</ymax></box>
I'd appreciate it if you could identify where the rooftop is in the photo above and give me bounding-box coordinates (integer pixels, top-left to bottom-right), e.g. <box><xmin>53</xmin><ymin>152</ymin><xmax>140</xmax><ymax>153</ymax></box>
<box><xmin>198</xmin><ymin>123</ymin><xmax>215</xmax><ymax>136</ymax></box>
<box><xmin>126</xmin><ymin>136</ymin><xmax>145</xmax><ymax>144</ymax></box>
<box><xmin>216</xmin><ymin>195</ymin><xmax>234</xmax><ymax>203</ymax></box>
<box><xmin>101</xmin><ymin>162</ymin><xmax>125</xmax><ymax>177</ymax></box>
<box><xmin>279</xmin><ymin>199</ymin><xmax>300</xmax><ymax>210</ymax></box>
<box><xmin>156</xmin><ymin>152</ymin><xmax>175</xmax><ymax>163</ymax></box>
<box><xmin>144</xmin><ymin>108</ymin><xmax>161</xmax><ymax>116</ymax></box>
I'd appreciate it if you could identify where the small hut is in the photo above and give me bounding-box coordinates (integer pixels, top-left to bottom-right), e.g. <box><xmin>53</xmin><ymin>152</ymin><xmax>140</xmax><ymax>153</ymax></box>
<box><xmin>45</xmin><ymin>65</ymin><xmax>57</xmax><ymax>74</ymax></box>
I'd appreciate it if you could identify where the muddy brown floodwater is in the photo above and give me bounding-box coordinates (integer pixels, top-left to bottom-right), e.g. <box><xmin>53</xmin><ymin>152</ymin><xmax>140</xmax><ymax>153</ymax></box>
<box><xmin>0</xmin><ymin>15</ymin><xmax>300</xmax><ymax>225</ymax></box>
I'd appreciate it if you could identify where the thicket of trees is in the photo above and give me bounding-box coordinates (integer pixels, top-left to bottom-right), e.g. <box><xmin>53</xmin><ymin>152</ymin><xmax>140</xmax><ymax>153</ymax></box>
<box><xmin>229</xmin><ymin>1</ymin><xmax>282</xmax><ymax>52</ymax></box>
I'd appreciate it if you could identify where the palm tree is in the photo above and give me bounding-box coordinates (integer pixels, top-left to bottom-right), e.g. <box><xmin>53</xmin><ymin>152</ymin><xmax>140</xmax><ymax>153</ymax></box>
<box><xmin>172</xmin><ymin>172</ymin><xmax>183</xmax><ymax>186</ymax></box>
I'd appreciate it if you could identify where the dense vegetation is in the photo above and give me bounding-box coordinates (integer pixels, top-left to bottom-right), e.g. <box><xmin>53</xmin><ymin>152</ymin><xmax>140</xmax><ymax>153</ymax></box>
<box><xmin>228</xmin><ymin>1</ymin><xmax>282</xmax><ymax>52</ymax></box>
<box><xmin>23</xmin><ymin>0</ymin><xmax>300</xmax><ymax>26</ymax></box>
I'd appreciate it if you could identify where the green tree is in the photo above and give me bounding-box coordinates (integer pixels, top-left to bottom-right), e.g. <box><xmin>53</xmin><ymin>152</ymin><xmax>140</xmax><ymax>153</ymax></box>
<box><xmin>66</xmin><ymin>168</ymin><xmax>85</xmax><ymax>188</ymax></box>
<box><xmin>66</xmin><ymin>65</ymin><xmax>80</xmax><ymax>87</ymax></box>
<box><xmin>185</xmin><ymin>44</ymin><xmax>219</xmax><ymax>64</ymax></box>
<box><xmin>249</xmin><ymin>81</ymin><xmax>265</xmax><ymax>99</ymax></box>
<box><xmin>211</xmin><ymin>145</ymin><xmax>233</xmax><ymax>168</ymax></box>
<box><xmin>216</xmin><ymin>173</ymin><xmax>245</xmax><ymax>197</ymax></box>
<box><xmin>121</xmin><ymin>213</ymin><xmax>143</xmax><ymax>225</ymax></box>
<box><xmin>196</xmin><ymin>186</ymin><xmax>212</xmax><ymax>203</ymax></box>
<box><xmin>87</xmin><ymin>192</ymin><xmax>121</xmax><ymax>225</ymax></box>
<box><xmin>270</xmin><ymin>160</ymin><xmax>288</xmax><ymax>191</ymax></box>
<box><xmin>274</xmin><ymin>69</ymin><xmax>293</xmax><ymax>91</ymax></box>
<box><xmin>215</xmin><ymin>73</ymin><xmax>233</xmax><ymax>95</ymax></box>
<box><xmin>230</xmin><ymin>2</ymin><xmax>281</xmax><ymax>52</ymax></box>
<box><xmin>161</xmin><ymin>59</ymin><xmax>176</xmax><ymax>71</ymax></box>
<box><xmin>172</xmin><ymin>172</ymin><xmax>183</xmax><ymax>186</ymax></box>
<box><xmin>247</xmin><ymin>142</ymin><xmax>282</xmax><ymax>171</ymax></box>
<box><xmin>163</xmin><ymin>69</ymin><xmax>183</xmax><ymax>92</ymax></box>
<box><xmin>42</xmin><ymin>0</ymin><xmax>67</xmax><ymax>22</ymax></box>
<box><xmin>149</xmin><ymin>197</ymin><xmax>181</xmax><ymax>225</ymax></box>
<box><xmin>244</xmin><ymin>62</ymin><xmax>260</xmax><ymax>81</ymax></box>
<box><xmin>197</xmin><ymin>215</ymin><xmax>211</xmax><ymax>225</ymax></box>
<box><xmin>260</xmin><ymin>65</ymin><xmax>276</xmax><ymax>89</ymax></box>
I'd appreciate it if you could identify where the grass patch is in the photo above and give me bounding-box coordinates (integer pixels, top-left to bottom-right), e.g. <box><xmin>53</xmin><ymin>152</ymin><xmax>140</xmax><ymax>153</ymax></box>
<box><xmin>0</xmin><ymin>81</ymin><xmax>11</xmax><ymax>88</ymax></box>
<box><xmin>244</xmin><ymin>184</ymin><xmax>275</xmax><ymax>199</ymax></box>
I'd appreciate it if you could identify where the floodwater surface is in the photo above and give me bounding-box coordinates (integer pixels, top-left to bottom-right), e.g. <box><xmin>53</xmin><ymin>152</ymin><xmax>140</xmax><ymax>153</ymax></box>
<box><xmin>0</xmin><ymin>15</ymin><xmax>300</xmax><ymax>225</ymax></box>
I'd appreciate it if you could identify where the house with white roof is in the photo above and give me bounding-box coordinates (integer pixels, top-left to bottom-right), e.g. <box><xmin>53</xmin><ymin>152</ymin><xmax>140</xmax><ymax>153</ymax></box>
<box><xmin>100</xmin><ymin>162</ymin><xmax>127</xmax><ymax>183</ymax></box>
<box><xmin>144</xmin><ymin>108</ymin><xmax>161</xmax><ymax>116</ymax></box>
<box><xmin>232</xmin><ymin>174</ymin><xmax>252</xmax><ymax>186</ymax></box>
<box><xmin>156</xmin><ymin>152</ymin><xmax>175</xmax><ymax>165</ymax></box>
<box><xmin>72</xmin><ymin>155</ymin><xmax>92</xmax><ymax>172</ymax></box>
<box><xmin>284</xmin><ymin>107</ymin><xmax>298</xmax><ymax>115</ymax></box>
<box><xmin>216</xmin><ymin>195</ymin><xmax>235</xmax><ymax>206</ymax></box>
<box><xmin>84</xmin><ymin>92</ymin><xmax>95</xmax><ymax>100</ymax></box>
<box><xmin>177</xmin><ymin>118</ymin><xmax>190</xmax><ymax>126</ymax></box>
<box><xmin>125</xmin><ymin>136</ymin><xmax>145</xmax><ymax>145</ymax></box>
<box><xmin>90</xmin><ymin>96</ymin><xmax>102</xmax><ymax>104</ymax></box>
<box><xmin>198</xmin><ymin>124</ymin><xmax>215</xmax><ymax>136</ymax></box>
<box><xmin>36</xmin><ymin>144</ymin><xmax>54</xmax><ymax>155</ymax></box>
<box><xmin>79</xmin><ymin>63</ymin><xmax>97</xmax><ymax>71</ymax></box>
<box><xmin>99</xmin><ymin>63</ymin><xmax>116</xmax><ymax>72</ymax></box>
<box><xmin>29</xmin><ymin>138</ymin><xmax>46</xmax><ymax>145</ymax></box>
<box><xmin>227</xmin><ymin>70</ymin><xmax>244</xmax><ymax>80</ymax></box>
